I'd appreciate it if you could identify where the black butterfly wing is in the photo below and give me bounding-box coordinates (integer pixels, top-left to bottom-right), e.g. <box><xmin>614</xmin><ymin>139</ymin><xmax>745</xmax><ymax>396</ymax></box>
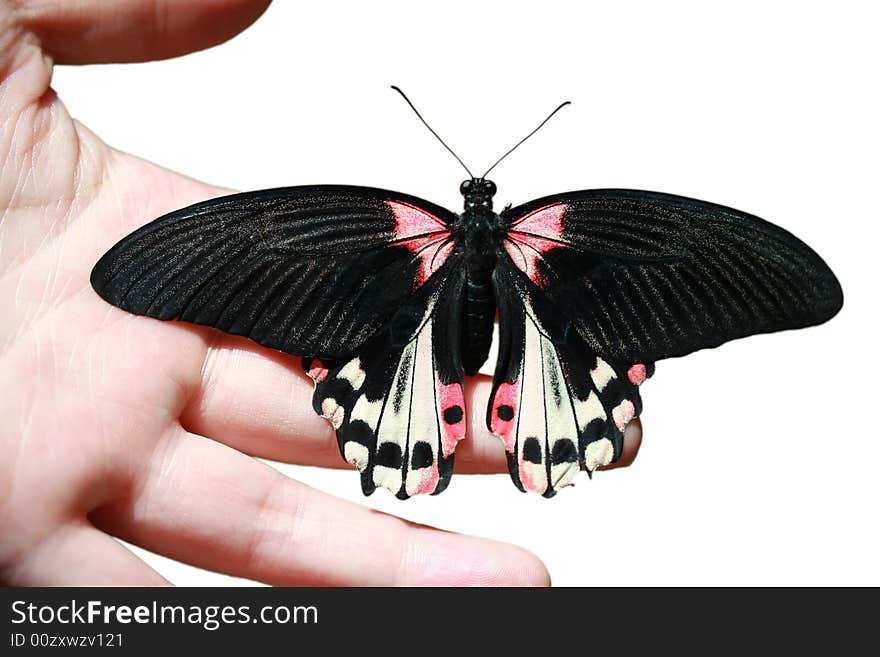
<box><xmin>92</xmin><ymin>185</ymin><xmax>470</xmax><ymax>498</ymax></box>
<box><xmin>489</xmin><ymin>189</ymin><xmax>842</xmax><ymax>495</ymax></box>
<box><xmin>498</xmin><ymin>189</ymin><xmax>842</xmax><ymax>363</ymax></box>
<box><xmin>91</xmin><ymin>185</ymin><xmax>459</xmax><ymax>359</ymax></box>
<box><xmin>304</xmin><ymin>266</ymin><xmax>467</xmax><ymax>499</ymax></box>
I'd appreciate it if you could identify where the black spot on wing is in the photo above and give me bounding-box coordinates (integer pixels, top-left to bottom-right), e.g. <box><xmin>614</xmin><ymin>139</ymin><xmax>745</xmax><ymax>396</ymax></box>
<box><xmin>345</xmin><ymin>420</ymin><xmax>374</xmax><ymax>450</ymax></box>
<box><xmin>551</xmin><ymin>438</ymin><xmax>578</xmax><ymax>464</ymax></box>
<box><xmin>523</xmin><ymin>437</ymin><xmax>543</xmax><ymax>464</ymax></box>
<box><xmin>443</xmin><ymin>405</ymin><xmax>463</xmax><ymax>424</ymax></box>
<box><xmin>375</xmin><ymin>442</ymin><xmax>403</xmax><ymax>469</ymax></box>
<box><xmin>411</xmin><ymin>441</ymin><xmax>434</xmax><ymax>469</ymax></box>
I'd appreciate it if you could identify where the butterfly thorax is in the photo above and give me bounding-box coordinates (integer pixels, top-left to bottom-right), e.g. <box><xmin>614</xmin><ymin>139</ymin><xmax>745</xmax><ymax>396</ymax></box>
<box><xmin>456</xmin><ymin>179</ymin><xmax>502</xmax><ymax>374</ymax></box>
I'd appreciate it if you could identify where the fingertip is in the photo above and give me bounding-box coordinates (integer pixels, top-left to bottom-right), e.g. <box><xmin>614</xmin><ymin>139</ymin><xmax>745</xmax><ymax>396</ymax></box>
<box><xmin>400</xmin><ymin>528</ymin><xmax>550</xmax><ymax>587</ymax></box>
<box><xmin>471</xmin><ymin>541</ymin><xmax>552</xmax><ymax>587</ymax></box>
<box><xmin>507</xmin><ymin>546</ymin><xmax>552</xmax><ymax>587</ymax></box>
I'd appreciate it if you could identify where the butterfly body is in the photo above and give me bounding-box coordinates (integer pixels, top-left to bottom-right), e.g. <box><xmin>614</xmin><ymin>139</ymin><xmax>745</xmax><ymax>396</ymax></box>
<box><xmin>455</xmin><ymin>178</ymin><xmax>502</xmax><ymax>374</ymax></box>
<box><xmin>91</xmin><ymin>180</ymin><xmax>842</xmax><ymax>499</ymax></box>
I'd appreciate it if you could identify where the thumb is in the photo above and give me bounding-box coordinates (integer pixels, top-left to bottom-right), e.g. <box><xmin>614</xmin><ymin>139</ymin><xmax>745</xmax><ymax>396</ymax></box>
<box><xmin>17</xmin><ymin>0</ymin><xmax>272</xmax><ymax>65</ymax></box>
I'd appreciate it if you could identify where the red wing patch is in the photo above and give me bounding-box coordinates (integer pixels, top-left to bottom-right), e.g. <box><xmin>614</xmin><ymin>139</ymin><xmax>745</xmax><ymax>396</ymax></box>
<box><xmin>504</xmin><ymin>203</ymin><xmax>567</xmax><ymax>286</ymax></box>
<box><xmin>437</xmin><ymin>379</ymin><xmax>466</xmax><ymax>457</ymax></box>
<box><xmin>490</xmin><ymin>380</ymin><xmax>520</xmax><ymax>452</ymax></box>
<box><xmin>387</xmin><ymin>200</ymin><xmax>453</xmax><ymax>285</ymax></box>
<box><xmin>627</xmin><ymin>363</ymin><xmax>648</xmax><ymax>386</ymax></box>
<box><xmin>306</xmin><ymin>359</ymin><xmax>329</xmax><ymax>384</ymax></box>
<box><xmin>512</xmin><ymin>202</ymin><xmax>567</xmax><ymax>235</ymax></box>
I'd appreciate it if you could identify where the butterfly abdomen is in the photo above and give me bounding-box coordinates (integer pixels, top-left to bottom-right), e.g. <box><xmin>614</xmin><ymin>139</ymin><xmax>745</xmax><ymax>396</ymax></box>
<box><xmin>462</xmin><ymin>272</ymin><xmax>495</xmax><ymax>374</ymax></box>
<box><xmin>458</xmin><ymin>209</ymin><xmax>501</xmax><ymax>374</ymax></box>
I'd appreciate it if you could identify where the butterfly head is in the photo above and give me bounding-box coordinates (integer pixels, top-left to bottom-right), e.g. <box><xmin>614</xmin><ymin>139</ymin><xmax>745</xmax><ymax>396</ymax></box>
<box><xmin>460</xmin><ymin>178</ymin><xmax>497</xmax><ymax>212</ymax></box>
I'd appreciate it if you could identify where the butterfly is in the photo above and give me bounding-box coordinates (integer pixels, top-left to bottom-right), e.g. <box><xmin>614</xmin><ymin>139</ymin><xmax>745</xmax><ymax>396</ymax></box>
<box><xmin>90</xmin><ymin>89</ymin><xmax>843</xmax><ymax>499</ymax></box>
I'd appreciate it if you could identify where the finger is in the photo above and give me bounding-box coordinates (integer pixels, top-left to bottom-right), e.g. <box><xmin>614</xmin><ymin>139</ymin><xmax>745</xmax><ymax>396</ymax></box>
<box><xmin>179</xmin><ymin>330</ymin><xmax>646</xmax><ymax>475</ymax></box>
<box><xmin>19</xmin><ymin>0</ymin><xmax>271</xmax><ymax>64</ymax></box>
<box><xmin>178</xmin><ymin>331</ymin><xmax>510</xmax><ymax>474</ymax></box>
<box><xmin>91</xmin><ymin>429</ymin><xmax>551</xmax><ymax>586</ymax></box>
<box><xmin>3</xmin><ymin>521</ymin><xmax>169</xmax><ymax>586</ymax></box>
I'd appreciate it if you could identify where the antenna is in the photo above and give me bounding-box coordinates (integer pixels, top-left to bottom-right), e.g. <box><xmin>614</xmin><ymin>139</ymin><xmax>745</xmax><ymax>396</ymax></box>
<box><xmin>481</xmin><ymin>100</ymin><xmax>571</xmax><ymax>178</ymax></box>
<box><xmin>391</xmin><ymin>85</ymin><xmax>474</xmax><ymax>178</ymax></box>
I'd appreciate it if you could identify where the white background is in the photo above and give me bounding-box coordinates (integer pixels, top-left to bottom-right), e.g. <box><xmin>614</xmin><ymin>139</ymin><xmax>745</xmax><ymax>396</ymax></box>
<box><xmin>54</xmin><ymin>0</ymin><xmax>879</xmax><ymax>586</ymax></box>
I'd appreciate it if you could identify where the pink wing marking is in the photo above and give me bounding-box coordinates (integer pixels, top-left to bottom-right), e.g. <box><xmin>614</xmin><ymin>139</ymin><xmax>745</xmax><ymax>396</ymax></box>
<box><xmin>307</xmin><ymin>359</ymin><xmax>329</xmax><ymax>384</ymax></box>
<box><xmin>511</xmin><ymin>202</ymin><xmax>567</xmax><ymax>236</ymax></box>
<box><xmin>320</xmin><ymin>397</ymin><xmax>344</xmax><ymax>429</ymax></box>
<box><xmin>518</xmin><ymin>460</ymin><xmax>546</xmax><ymax>495</ymax></box>
<box><xmin>410</xmin><ymin>237</ymin><xmax>454</xmax><ymax>285</ymax></box>
<box><xmin>612</xmin><ymin>399</ymin><xmax>636</xmax><ymax>431</ymax></box>
<box><xmin>490</xmin><ymin>380</ymin><xmax>521</xmax><ymax>453</ymax></box>
<box><xmin>387</xmin><ymin>200</ymin><xmax>453</xmax><ymax>285</ymax></box>
<box><xmin>388</xmin><ymin>200</ymin><xmax>448</xmax><ymax>238</ymax></box>
<box><xmin>504</xmin><ymin>236</ymin><xmax>558</xmax><ymax>286</ymax></box>
<box><xmin>437</xmin><ymin>380</ymin><xmax>466</xmax><ymax>457</ymax></box>
<box><xmin>411</xmin><ymin>463</ymin><xmax>440</xmax><ymax>495</ymax></box>
<box><xmin>627</xmin><ymin>363</ymin><xmax>647</xmax><ymax>386</ymax></box>
<box><xmin>505</xmin><ymin>203</ymin><xmax>568</xmax><ymax>286</ymax></box>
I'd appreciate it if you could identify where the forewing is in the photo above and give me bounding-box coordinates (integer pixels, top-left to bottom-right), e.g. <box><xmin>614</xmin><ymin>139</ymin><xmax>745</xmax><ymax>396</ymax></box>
<box><xmin>500</xmin><ymin>189</ymin><xmax>843</xmax><ymax>363</ymax></box>
<box><xmin>304</xmin><ymin>266</ymin><xmax>467</xmax><ymax>498</ymax></box>
<box><xmin>91</xmin><ymin>185</ymin><xmax>458</xmax><ymax>359</ymax></box>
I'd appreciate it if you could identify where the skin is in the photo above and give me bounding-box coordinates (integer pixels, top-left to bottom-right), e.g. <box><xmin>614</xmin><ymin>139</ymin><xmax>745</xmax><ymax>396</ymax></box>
<box><xmin>0</xmin><ymin>0</ymin><xmax>642</xmax><ymax>586</ymax></box>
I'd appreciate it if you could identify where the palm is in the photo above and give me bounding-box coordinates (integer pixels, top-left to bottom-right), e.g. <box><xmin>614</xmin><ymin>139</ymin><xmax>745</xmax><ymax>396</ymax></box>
<box><xmin>0</xmin><ymin>1</ymin><xmax>636</xmax><ymax>586</ymax></box>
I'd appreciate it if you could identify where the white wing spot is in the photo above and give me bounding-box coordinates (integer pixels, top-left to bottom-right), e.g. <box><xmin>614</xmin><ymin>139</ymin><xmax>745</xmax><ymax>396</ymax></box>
<box><xmin>584</xmin><ymin>438</ymin><xmax>615</xmax><ymax>471</ymax></box>
<box><xmin>612</xmin><ymin>399</ymin><xmax>635</xmax><ymax>431</ymax></box>
<box><xmin>336</xmin><ymin>357</ymin><xmax>366</xmax><ymax>391</ymax></box>
<box><xmin>373</xmin><ymin>465</ymin><xmax>402</xmax><ymax>493</ymax></box>
<box><xmin>351</xmin><ymin>394</ymin><xmax>383</xmax><ymax>431</ymax></box>
<box><xmin>343</xmin><ymin>442</ymin><xmax>369</xmax><ymax>470</ymax></box>
<box><xmin>590</xmin><ymin>357</ymin><xmax>617</xmax><ymax>392</ymax></box>
<box><xmin>320</xmin><ymin>397</ymin><xmax>345</xmax><ymax>429</ymax></box>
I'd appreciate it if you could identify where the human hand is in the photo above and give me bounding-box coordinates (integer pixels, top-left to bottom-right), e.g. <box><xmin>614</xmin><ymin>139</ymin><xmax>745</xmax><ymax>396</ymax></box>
<box><xmin>0</xmin><ymin>0</ymin><xmax>641</xmax><ymax>586</ymax></box>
